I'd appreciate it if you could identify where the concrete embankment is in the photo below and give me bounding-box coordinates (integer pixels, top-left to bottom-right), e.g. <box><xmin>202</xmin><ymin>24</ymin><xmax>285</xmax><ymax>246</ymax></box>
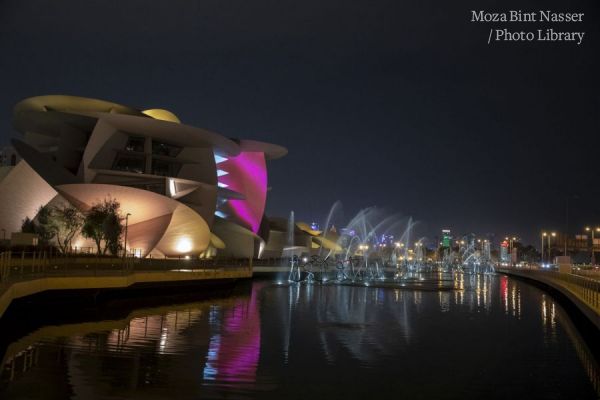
<box><xmin>0</xmin><ymin>266</ymin><xmax>251</xmax><ymax>319</ymax></box>
<box><xmin>497</xmin><ymin>268</ymin><xmax>600</xmax><ymax>351</ymax></box>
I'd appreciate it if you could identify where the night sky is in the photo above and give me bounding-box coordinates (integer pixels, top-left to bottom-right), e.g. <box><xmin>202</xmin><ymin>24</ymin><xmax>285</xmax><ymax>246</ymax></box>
<box><xmin>0</xmin><ymin>0</ymin><xmax>598</xmax><ymax>246</ymax></box>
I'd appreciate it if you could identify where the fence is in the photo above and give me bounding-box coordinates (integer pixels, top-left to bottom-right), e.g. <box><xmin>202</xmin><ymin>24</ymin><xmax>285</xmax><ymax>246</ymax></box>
<box><xmin>573</xmin><ymin>268</ymin><xmax>600</xmax><ymax>281</ymax></box>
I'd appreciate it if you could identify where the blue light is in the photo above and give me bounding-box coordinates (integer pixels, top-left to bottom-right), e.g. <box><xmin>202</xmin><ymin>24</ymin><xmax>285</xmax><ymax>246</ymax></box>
<box><xmin>214</xmin><ymin>154</ymin><xmax>228</xmax><ymax>164</ymax></box>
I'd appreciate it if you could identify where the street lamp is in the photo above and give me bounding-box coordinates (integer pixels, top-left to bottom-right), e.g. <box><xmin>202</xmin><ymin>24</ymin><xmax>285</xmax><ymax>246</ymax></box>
<box><xmin>542</xmin><ymin>232</ymin><xmax>547</xmax><ymax>263</ymax></box>
<box><xmin>547</xmin><ymin>232</ymin><xmax>556</xmax><ymax>262</ymax></box>
<box><xmin>584</xmin><ymin>227</ymin><xmax>600</xmax><ymax>266</ymax></box>
<box><xmin>358</xmin><ymin>244</ymin><xmax>369</xmax><ymax>255</ymax></box>
<box><xmin>123</xmin><ymin>213</ymin><xmax>132</xmax><ymax>258</ymax></box>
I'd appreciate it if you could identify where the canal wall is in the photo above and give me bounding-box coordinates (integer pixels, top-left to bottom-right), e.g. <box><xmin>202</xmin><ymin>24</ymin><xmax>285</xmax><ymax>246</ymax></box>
<box><xmin>0</xmin><ymin>252</ymin><xmax>252</xmax><ymax>318</ymax></box>
<box><xmin>497</xmin><ymin>268</ymin><xmax>600</xmax><ymax>333</ymax></box>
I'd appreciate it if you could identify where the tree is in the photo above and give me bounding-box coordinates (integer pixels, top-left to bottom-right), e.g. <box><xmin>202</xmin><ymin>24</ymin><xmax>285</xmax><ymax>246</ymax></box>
<box><xmin>35</xmin><ymin>205</ymin><xmax>56</xmax><ymax>246</ymax></box>
<box><xmin>81</xmin><ymin>198</ymin><xmax>124</xmax><ymax>255</ymax></box>
<box><xmin>20</xmin><ymin>205</ymin><xmax>56</xmax><ymax>246</ymax></box>
<box><xmin>52</xmin><ymin>205</ymin><xmax>84</xmax><ymax>253</ymax></box>
<box><xmin>515</xmin><ymin>243</ymin><xmax>541</xmax><ymax>263</ymax></box>
<box><xmin>21</xmin><ymin>217</ymin><xmax>36</xmax><ymax>233</ymax></box>
<box><xmin>103</xmin><ymin>211</ymin><xmax>123</xmax><ymax>255</ymax></box>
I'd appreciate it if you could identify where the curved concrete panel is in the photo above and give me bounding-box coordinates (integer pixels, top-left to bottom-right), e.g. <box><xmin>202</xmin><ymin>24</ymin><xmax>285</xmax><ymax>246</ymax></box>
<box><xmin>142</xmin><ymin>108</ymin><xmax>181</xmax><ymax>123</ymax></box>
<box><xmin>56</xmin><ymin>184</ymin><xmax>177</xmax><ymax>223</ymax></box>
<box><xmin>126</xmin><ymin>213</ymin><xmax>173</xmax><ymax>258</ymax></box>
<box><xmin>154</xmin><ymin>204</ymin><xmax>211</xmax><ymax>257</ymax></box>
<box><xmin>93</xmin><ymin>113</ymin><xmax>241</xmax><ymax>156</ymax></box>
<box><xmin>14</xmin><ymin>95</ymin><xmax>143</xmax><ymax>117</ymax></box>
<box><xmin>13</xmin><ymin>109</ymin><xmax>98</xmax><ymax>141</ymax></box>
<box><xmin>0</xmin><ymin>161</ymin><xmax>58</xmax><ymax>236</ymax></box>
<box><xmin>11</xmin><ymin>140</ymin><xmax>80</xmax><ymax>186</ymax></box>
<box><xmin>239</xmin><ymin>139</ymin><xmax>288</xmax><ymax>160</ymax></box>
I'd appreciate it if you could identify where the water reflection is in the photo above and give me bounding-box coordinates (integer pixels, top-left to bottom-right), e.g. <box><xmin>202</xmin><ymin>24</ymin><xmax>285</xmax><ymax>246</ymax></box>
<box><xmin>1</xmin><ymin>286</ymin><xmax>264</xmax><ymax>399</ymax></box>
<box><xmin>1</xmin><ymin>275</ymin><xmax>599</xmax><ymax>399</ymax></box>
<box><xmin>203</xmin><ymin>288</ymin><xmax>261</xmax><ymax>386</ymax></box>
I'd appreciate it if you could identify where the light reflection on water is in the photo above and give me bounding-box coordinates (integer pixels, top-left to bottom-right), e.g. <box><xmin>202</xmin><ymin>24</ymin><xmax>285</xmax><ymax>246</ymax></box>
<box><xmin>1</xmin><ymin>274</ymin><xmax>599</xmax><ymax>399</ymax></box>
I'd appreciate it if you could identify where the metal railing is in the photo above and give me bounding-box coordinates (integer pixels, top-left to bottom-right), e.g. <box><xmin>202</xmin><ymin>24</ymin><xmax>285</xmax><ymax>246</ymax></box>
<box><xmin>572</xmin><ymin>268</ymin><xmax>600</xmax><ymax>281</ymax></box>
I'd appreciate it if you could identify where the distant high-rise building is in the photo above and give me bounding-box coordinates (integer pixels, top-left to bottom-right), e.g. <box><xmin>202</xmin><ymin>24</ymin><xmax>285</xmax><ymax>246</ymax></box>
<box><xmin>500</xmin><ymin>240</ymin><xmax>510</xmax><ymax>263</ymax></box>
<box><xmin>441</xmin><ymin>229</ymin><xmax>452</xmax><ymax>247</ymax></box>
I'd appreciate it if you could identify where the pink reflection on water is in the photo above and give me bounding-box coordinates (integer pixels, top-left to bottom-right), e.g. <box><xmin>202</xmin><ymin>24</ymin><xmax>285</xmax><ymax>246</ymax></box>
<box><xmin>203</xmin><ymin>283</ymin><xmax>262</xmax><ymax>385</ymax></box>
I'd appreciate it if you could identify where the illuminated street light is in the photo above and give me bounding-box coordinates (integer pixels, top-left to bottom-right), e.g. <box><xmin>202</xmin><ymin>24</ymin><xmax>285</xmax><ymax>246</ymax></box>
<box><xmin>584</xmin><ymin>226</ymin><xmax>600</xmax><ymax>265</ymax></box>
<box><xmin>542</xmin><ymin>232</ymin><xmax>547</xmax><ymax>263</ymax></box>
<box><xmin>545</xmin><ymin>232</ymin><xmax>556</xmax><ymax>262</ymax></box>
<box><xmin>123</xmin><ymin>212</ymin><xmax>132</xmax><ymax>258</ymax></box>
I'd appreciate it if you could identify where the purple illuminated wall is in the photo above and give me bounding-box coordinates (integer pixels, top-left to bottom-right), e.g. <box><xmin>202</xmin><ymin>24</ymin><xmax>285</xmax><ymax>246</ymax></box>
<box><xmin>218</xmin><ymin>152</ymin><xmax>267</xmax><ymax>233</ymax></box>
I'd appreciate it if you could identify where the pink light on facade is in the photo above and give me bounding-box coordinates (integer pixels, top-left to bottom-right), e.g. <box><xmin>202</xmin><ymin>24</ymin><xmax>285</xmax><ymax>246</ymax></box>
<box><xmin>218</xmin><ymin>152</ymin><xmax>267</xmax><ymax>233</ymax></box>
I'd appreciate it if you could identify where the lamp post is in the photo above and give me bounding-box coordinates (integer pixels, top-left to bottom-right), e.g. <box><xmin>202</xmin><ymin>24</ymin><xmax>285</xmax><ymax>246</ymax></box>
<box><xmin>358</xmin><ymin>244</ymin><xmax>369</xmax><ymax>256</ymax></box>
<box><xmin>585</xmin><ymin>227</ymin><xmax>600</xmax><ymax>266</ymax></box>
<box><xmin>548</xmin><ymin>232</ymin><xmax>556</xmax><ymax>262</ymax></box>
<box><xmin>542</xmin><ymin>232</ymin><xmax>547</xmax><ymax>264</ymax></box>
<box><xmin>123</xmin><ymin>213</ymin><xmax>131</xmax><ymax>258</ymax></box>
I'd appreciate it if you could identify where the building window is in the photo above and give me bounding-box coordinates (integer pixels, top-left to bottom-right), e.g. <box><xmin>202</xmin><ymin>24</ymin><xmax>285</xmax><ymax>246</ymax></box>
<box><xmin>151</xmin><ymin>158</ymin><xmax>180</xmax><ymax>177</ymax></box>
<box><xmin>128</xmin><ymin>183</ymin><xmax>165</xmax><ymax>194</ymax></box>
<box><xmin>113</xmin><ymin>155</ymin><xmax>145</xmax><ymax>173</ymax></box>
<box><xmin>152</xmin><ymin>141</ymin><xmax>182</xmax><ymax>158</ymax></box>
<box><xmin>125</xmin><ymin>136</ymin><xmax>145</xmax><ymax>153</ymax></box>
